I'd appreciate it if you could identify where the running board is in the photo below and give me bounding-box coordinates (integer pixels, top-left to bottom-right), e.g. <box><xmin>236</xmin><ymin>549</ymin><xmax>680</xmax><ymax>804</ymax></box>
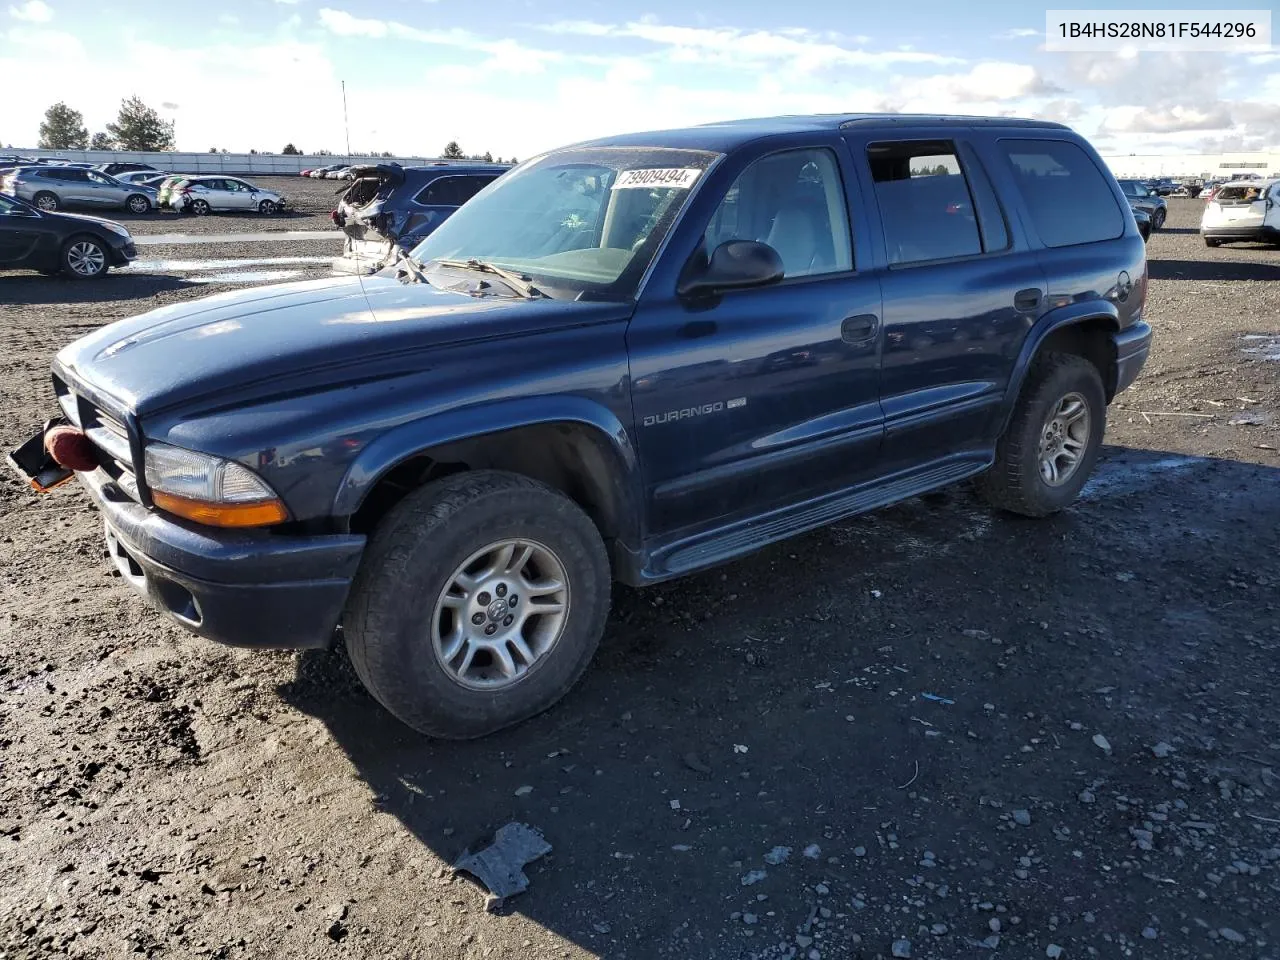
<box><xmin>649</xmin><ymin>452</ymin><xmax>991</xmax><ymax>579</ymax></box>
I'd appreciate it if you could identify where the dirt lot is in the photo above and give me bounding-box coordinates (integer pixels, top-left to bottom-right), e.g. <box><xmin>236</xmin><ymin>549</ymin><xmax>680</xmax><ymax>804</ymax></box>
<box><xmin>1</xmin><ymin>199</ymin><xmax>1278</xmax><ymax>960</ymax></box>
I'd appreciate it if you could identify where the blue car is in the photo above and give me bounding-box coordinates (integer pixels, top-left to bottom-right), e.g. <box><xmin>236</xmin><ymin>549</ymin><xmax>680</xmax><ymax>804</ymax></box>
<box><xmin>332</xmin><ymin>161</ymin><xmax>512</xmax><ymax>272</ymax></box>
<box><xmin>15</xmin><ymin>113</ymin><xmax>1151</xmax><ymax>738</ymax></box>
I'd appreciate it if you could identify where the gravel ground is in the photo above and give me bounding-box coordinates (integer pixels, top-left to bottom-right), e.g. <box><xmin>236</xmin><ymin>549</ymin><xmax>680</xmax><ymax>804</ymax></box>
<box><xmin>1</xmin><ymin>199</ymin><xmax>1278</xmax><ymax>960</ymax></box>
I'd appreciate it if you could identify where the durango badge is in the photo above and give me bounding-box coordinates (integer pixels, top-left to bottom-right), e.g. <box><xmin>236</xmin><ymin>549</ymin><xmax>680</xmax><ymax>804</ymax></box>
<box><xmin>643</xmin><ymin>398</ymin><xmax>745</xmax><ymax>427</ymax></box>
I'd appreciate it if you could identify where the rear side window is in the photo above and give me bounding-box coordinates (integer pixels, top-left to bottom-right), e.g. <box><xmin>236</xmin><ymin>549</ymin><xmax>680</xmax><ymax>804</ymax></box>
<box><xmin>417</xmin><ymin>176</ymin><xmax>464</xmax><ymax>206</ymax></box>
<box><xmin>867</xmin><ymin>140</ymin><xmax>985</xmax><ymax>265</ymax></box>
<box><xmin>1001</xmin><ymin>139</ymin><xmax>1124</xmax><ymax>247</ymax></box>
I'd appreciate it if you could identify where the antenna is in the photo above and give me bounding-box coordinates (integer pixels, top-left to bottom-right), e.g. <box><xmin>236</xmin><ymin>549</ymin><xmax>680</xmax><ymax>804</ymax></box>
<box><xmin>342</xmin><ymin>80</ymin><xmax>352</xmax><ymax>157</ymax></box>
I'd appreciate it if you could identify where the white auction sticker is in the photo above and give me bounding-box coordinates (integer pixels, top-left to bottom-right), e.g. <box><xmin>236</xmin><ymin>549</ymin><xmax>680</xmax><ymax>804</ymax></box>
<box><xmin>613</xmin><ymin>168</ymin><xmax>703</xmax><ymax>190</ymax></box>
<box><xmin>1045</xmin><ymin>9</ymin><xmax>1271</xmax><ymax>51</ymax></box>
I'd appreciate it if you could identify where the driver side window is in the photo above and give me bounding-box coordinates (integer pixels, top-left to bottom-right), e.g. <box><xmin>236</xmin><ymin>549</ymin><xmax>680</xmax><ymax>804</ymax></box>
<box><xmin>703</xmin><ymin>148</ymin><xmax>853</xmax><ymax>279</ymax></box>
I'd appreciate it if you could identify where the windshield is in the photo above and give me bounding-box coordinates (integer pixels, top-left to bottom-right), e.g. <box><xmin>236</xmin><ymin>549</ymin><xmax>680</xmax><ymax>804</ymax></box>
<box><xmin>410</xmin><ymin>146</ymin><xmax>720</xmax><ymax>300</ymax></box>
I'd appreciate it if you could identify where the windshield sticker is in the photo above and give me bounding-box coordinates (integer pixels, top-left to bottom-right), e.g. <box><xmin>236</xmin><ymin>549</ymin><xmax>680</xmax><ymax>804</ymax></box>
<box><xmin>613</xmin><ymin>168</ymin><xmax>703</xmax><ymax>190</ymax></box>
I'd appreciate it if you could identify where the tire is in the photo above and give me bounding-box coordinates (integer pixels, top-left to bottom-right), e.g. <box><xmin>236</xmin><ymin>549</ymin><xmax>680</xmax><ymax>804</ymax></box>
<box><xmin>344</xmin><ymin>470</ymin><xmax>611</xmax><ymax>739</ymax></box>
<box><xmin>976</xmin><ymin>352</ymin><xmax>1105</xmax><ymax>517</ymax></box>
<box><xmin>258</xmin><ymin>199</ymin><xmax>276</xmax><ymax>214</ymax></box>
<box><xmin>190</xmin><ymin>199</ymin><xmax>210</xmax><ymax>216</ymax></box>
<box><xmin>61</xmin><ymin>235</ymin><xmax>109</xmax><ymax>279</ymax></box>
<box><xmin>1205</xmin><ymin>238</ymin><xmax>1221</xmax><ymax>247</ymax></box>
<box><xmin>126</xmin><ymin>194</ymin><xmax>150</xmax><ymax>214</ymax></box>
<box><xmin>1152</xmin><ymin>208</ymin><xmax>1166</xmax><ymax>230</ymax></box>
<box><xmin>33</xmin><ymin>191</ymin><xmax>59</xmax><ymax>212</ymax></box>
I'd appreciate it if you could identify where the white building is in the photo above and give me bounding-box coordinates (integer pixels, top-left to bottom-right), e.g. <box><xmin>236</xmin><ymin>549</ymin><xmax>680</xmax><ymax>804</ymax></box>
<box><xmin>1100</xmin><ymin>152</ymin><xmax>1280</xmax><ymax>180</ymax></box>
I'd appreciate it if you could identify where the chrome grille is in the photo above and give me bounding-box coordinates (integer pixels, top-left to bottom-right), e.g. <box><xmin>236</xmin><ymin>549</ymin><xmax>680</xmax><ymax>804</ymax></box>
<box><xmin>54</xmin><ymin>378</ymin><xmax>139</xmax><ymax>501</ymax></box>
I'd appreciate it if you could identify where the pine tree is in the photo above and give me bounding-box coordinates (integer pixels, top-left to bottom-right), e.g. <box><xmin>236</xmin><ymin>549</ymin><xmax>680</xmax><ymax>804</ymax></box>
<box><xmin>282</xmin><ymin>143</ymin><xmax>301</xmax><ymax>155</ymax></box>
<box><xmin>38</xmin><ymin>102</ymin><xmax>88</xmax><ymax>150</ymax></box>
<box><xmin>442</xmin><ymin>140</ymin><xmax>464</xmax><ymax>159</ymax></box>
<box><xmin>89</xmin><ymin>131</ymin><xmax>114</xmax><ymax>150</ymax></box>
<box><xmin>105</xmin><ymin>97</ymin><xmax>175</xmax><ymax>151</ymax></box>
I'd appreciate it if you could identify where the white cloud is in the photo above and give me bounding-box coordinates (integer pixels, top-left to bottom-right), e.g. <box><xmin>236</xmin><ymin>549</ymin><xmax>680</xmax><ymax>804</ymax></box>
<box><xmin>8</xmin><ymin>0</ymin><xmax>51</xmax><ymax>21</ymax></box>
<box><xmin>994</xmin><ymin>28</ymin><xmax>1039</xmax><ymax>39</ymax></box>
<box><xmin>1102</xmin><ymin>104</ymin><xmax>1232</xmax><ymax>133</ymax></box>
<box><xmin>316</xmin><ymin>8</ymin><xmax>560</xmax><ymax>73</ymax></box>
<box><xmin>538</xmin><ymin>18</ymin><xmax>962</xmax><ymax>71</ymax></box>
<box><xmin>888</xmin><ymin>62</ymin><xmax>1060</xmax><ymax>111</ymax></box>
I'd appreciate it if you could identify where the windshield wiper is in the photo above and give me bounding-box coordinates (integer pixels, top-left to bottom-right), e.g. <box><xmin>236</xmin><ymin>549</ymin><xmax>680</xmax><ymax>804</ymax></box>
<box><xmin>429</xmin><ymin>258</ymin><xmax>547</xmax><ymax>299</ymax></box>
<box><xmin>391</xmin><ymin>245</ymin><xmax>430</xmax><ymax>285</ymax></box>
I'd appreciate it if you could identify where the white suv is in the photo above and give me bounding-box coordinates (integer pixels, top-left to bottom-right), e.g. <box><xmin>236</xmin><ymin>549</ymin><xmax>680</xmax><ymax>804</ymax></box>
<box><xmin>1201</xmin><ymin>179</ymin><xmax>1280</xmax><ymax>246</ymax></box>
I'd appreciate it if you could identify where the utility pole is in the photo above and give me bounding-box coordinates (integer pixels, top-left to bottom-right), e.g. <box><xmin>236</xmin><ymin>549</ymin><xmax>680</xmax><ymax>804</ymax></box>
<box><xmin>342</xmin><ymin>80</ymin><xmax>351</xmax><ymax>157</ymax></box>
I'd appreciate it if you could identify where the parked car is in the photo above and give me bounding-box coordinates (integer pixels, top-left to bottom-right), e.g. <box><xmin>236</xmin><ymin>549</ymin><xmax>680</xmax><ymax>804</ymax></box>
<box><xmin>299</xmin><ymin>168</ymin><xmax>313</xmax><ymax>177</ymax></box>
<box><xmin>116</xmin><ymin>170</ymin><xmax>165</xmax><ymax>186</ymax></box>
<box><xmin>1117</xmin><ymin>179</ymin><xmax>1167</xmax><ymax>229</ymax></box>
<box><xmin>12</xmin><ymin>113</ymin><xmax>1150</xmax><ymax>739</ymax></box>
<box><xmin>309</xmin><ymin>164</ymin><xmax>344</xmax><ymax>178</ymax></box>
<box><xmin>1144</xmin><ymin>178</ymin><xmax>1177</xmax><ymax>196</ymax></box>
<box><xmin>0</xmin><ymin>191</ymin><xmax>136</xmax><ymax>278</ymax></box>
<box><xmin>172</xmin><ymin>176</ymin><xmax>288</xmax><ymax>215</ymax></box>
<box><xmin>1133</xmin><ymin>207</ymin><xmax>1152</xmax><ymax>242</ymax></box>
<box><xmin>94</xmin><ymin>161</ymin><xmax>160</xmax><ymax>178</ymax></box>
<box><xmin>1200</xmin><ymin>178</ymin><xmax>1280</xmax><ymax>246</ymax></box>
<box><xmin>1</xmin><ymin>166</ymin><xmax>158</xmax><ymax>214</ymax></box>
<box><xmin>332</xmin><ymin>162</ymin><xmax>511</xmax><ymax>272</ymax></box>
<box><xmin>155</xmin><ymin>176</ymin><xmax>189</xmax><ymax>209</ymax></box>
<box><xmin>325</xmin><ymin>166</ymin><xmax>352</xmax><ymax>180</ymax></box>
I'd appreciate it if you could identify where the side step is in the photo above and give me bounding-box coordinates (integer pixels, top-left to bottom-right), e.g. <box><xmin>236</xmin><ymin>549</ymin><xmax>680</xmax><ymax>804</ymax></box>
<box><xmin>650</xmin><ymin>452</ymin><xmax>991</xmax><ymax>579</ymax></box>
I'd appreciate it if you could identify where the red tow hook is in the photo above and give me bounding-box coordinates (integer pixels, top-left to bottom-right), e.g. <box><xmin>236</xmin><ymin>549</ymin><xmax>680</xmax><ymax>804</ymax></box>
<box><xmin>44</xmin><ymin>426</ymin><xmax>98</xmax><ymax>472</ymax></box>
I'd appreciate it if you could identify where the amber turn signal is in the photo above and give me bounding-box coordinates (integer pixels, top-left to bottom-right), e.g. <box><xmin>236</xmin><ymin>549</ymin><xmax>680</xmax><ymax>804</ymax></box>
<box><xmin>151</xmin><ymin>490</ymin><xmax>289</xmax><ymax>528</ymax></box>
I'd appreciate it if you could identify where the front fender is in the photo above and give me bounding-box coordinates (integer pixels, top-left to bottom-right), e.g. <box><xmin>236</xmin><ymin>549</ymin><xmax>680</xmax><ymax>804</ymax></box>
<box><xmin>999</xmin><ymin>299</ymin><xmax>1119</xmax><ymax>429</ymax></box>
<box><xmin>331</xmin><ymin>394</ymin><xmax>641</xmax><ymax>536</ymax></box>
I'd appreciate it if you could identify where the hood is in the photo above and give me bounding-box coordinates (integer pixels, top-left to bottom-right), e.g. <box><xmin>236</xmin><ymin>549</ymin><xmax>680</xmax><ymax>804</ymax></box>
<box><xmin>55</xmin><ymin>274</ymin><xmax>632</xmax><ymax>418</ymax></box>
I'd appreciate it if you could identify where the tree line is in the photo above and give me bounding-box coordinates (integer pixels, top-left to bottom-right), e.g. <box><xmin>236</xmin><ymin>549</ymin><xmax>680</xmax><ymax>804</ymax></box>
<box><xmin>37</xmin><ymin>99</ymin><xmax>515</xmax><ymax>163</ymax></box>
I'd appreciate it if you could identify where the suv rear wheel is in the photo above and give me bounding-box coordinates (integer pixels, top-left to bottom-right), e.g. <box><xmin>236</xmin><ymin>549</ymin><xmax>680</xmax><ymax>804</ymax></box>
<box><xmin>976</xmin><ymin>351</ymin><xmax>1105</xmax><ymax>517</ymax></box>
<box><xmin>344</xmin><ymin>470</ymin><xmax>611</xmax><ymax>739</ymax></box>
<box><xmin>33</xmin><ymin>191</ymin><xmax>59</xmax><ymax>212</ymax></box>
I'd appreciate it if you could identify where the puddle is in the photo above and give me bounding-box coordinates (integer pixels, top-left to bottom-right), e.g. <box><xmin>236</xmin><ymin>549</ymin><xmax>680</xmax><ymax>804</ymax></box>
<box><xmin>1241</xmin><ymin>334</ymin><xmax>1280</xmax><ymax>361</ymax></box>
<box><xmin>189</xmin><ymin>270</ymin><xmax>307</xmax><ymax>284</ymax></box>
<box><xmin>1079</xmin><ymin>455</ymin><xmax>1203</xmax><ymax>500</ymax></box>
<box><xmin>133</xmin><ymin>231</ymin><xmax>341</xmax><ymax>246</ymax></box>
<box><xmin>124</xmin><ymin>256</ymin><xmax>334</xmax><ymax>273</ymax></box>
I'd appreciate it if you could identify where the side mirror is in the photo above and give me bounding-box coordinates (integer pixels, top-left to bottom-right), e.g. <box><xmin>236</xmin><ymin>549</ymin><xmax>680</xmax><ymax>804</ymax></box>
<box><xmin>677</xmin><ymin>239</ymin><xmax>784</xmax><ymax>300</ymax></box>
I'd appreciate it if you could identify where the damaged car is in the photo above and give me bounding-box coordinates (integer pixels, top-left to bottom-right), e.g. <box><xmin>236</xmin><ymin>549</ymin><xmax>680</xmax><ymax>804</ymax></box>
<box><xmin>331</xmin><ymin>161</ymin><xmax>510</xmax><ymax>273</ymax></box>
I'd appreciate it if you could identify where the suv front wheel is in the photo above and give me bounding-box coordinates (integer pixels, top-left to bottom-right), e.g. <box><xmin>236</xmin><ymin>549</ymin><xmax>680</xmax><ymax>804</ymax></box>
<box><xmin>344</xmin><ymin>470</ymin><xmax>611</xmax><ymax>739</ymax></box>
<box><xmin>977</xmin><ymin>351</ymin><xmax>1105</xmax><ymax>517</ymax></box>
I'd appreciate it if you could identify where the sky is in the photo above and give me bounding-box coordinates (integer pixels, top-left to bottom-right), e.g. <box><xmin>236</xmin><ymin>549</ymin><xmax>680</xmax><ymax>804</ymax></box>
<box><xmin>3</xmin><ymin>0</ymin><xmax>1279</xmax><ymax>158</ymax></box>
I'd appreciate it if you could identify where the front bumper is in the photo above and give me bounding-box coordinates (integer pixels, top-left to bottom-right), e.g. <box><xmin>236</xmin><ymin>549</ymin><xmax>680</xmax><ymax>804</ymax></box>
<box><xmin>1113</xmin><ymin>320</ymin><xmax>1153</xmax><ymax>395</ymax></box>
<box><xmin>81</xmin><ymin>468</ymin><xmax>365</xmax><ymax>649</ymax></box>
<box><xmin>110</xmin><ymin>240</ymin><xmax>137</xmax><ymax>266</ymax></box>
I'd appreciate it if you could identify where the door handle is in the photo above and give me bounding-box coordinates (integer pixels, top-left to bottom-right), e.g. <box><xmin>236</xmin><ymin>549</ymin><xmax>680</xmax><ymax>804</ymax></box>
<box><xmin>841</xmin><ymin>314</ymin><xmax>879</xmax><ymax>344</ymax></box>
<box><xmin>1014</xmin><ymin>288</ymin><xmax>1042</xmax><ymax>312</ymax></box>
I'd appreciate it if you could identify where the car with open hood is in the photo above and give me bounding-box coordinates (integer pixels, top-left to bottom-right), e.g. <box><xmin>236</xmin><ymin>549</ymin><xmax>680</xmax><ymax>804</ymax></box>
<box><xmin>11</xmin><ymin>114</ymin><xmax>1150</xmax><ymax>740</ymax></box>
<box><xmin>332</xmin><ymin>161</ymin><xmax>511</xmax><ymax>272</ymax></box>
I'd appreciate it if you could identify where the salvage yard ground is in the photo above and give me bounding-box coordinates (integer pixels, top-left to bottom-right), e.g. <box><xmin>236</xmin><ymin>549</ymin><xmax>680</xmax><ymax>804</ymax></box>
<box><xmin>1</xmin><ymin>197</ymin><xmax>1279</xmax><ymax>960</ymax></box>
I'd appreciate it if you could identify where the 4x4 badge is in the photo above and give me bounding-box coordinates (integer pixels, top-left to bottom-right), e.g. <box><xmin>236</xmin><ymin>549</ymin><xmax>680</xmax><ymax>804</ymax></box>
<box><xmin>643</xmin><ymin>398</ymin><xmax>746</xmax><ymax>427</ymax></box>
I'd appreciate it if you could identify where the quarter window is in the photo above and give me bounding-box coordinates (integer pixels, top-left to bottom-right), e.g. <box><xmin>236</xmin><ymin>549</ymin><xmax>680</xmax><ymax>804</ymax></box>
<box><xmin>1001</xmin><ymin>139</ymin><xmax>1125</xmax><ymax>247</ymax></box>
<box><xmin>867</xmin><ymin>140</ymin><xmax>983</xmax><ymax>265</ymax></box>
<box><xmin>703</xmin><ymin>148</ymin><xmax>853</xmax><ymax>279</ymax></box>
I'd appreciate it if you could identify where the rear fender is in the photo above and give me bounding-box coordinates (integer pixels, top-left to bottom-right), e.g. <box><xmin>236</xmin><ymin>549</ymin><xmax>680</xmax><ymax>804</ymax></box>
<box><xmin>998</xmin><ymin>299</ymin><xmax>1120</xmax><ymax>432</ymax></box>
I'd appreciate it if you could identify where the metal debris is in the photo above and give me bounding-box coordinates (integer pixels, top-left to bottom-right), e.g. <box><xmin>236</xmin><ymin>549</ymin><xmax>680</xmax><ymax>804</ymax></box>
<box><xmin>452</xmin><ymin>823</ymin><xmax>551</xmax><ymax>910</ymax></box>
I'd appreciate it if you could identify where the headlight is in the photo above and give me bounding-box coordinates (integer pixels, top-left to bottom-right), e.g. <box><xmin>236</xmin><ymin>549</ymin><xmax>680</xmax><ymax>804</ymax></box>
<box><xmin>104</xmin><ymin>222</ymin><xmax>131</xmax><ymax>238</ymax></box>
<box><xmin>143</xmin><ymin>443</ymin><xmax>288</xmax><ymax>528</ymax></box>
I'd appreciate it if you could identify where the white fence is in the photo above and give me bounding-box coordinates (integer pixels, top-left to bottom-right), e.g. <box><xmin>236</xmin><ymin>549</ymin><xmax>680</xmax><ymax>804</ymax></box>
<box><xmin>3</xmin><ymin>150</ymin><xmax>437</xmax><ymax>175</ymax></box>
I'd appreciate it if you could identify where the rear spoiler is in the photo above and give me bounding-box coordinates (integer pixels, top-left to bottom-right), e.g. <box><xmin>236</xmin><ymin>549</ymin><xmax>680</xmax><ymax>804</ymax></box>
<box><xmin>344</xmin><ymin>163</ymin><xmax>405</xmax><ymax>185</ymax></box>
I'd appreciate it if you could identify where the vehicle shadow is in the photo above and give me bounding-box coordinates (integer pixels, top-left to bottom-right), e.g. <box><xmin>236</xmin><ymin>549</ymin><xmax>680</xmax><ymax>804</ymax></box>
<box><xmin>1153</xmin><ymin>226</ymin><xmax>1198</xmax><ymax>235</ymax></box>
<box><xmin>1149</xmin><ymin>258</ymin><xmax>1280</xmax><ymax>282</ymax></box>
<box><xmin>0</xmin><ymin>272</ymin><xmax>194</xmax><ymax>304</ymax></box>
<box><xmin>277</xmin><ymin>446</ymin><xmax>1280</xmax><ymax>955</ymax></box>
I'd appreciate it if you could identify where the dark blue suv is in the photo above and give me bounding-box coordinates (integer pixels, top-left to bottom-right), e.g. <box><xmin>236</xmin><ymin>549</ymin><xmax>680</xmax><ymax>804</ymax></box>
<box><xmin>16</xmin><ymin>114</ymin><xmax>1151</xmax><ymax>739</ymax></box>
